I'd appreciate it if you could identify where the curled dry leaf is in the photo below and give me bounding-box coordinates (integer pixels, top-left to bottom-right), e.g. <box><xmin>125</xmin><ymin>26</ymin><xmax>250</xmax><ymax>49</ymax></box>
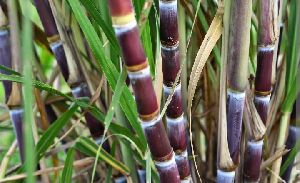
<box><xmin>186</xmin><ymin>5</ymin><xmax>224</xmax><ymax>175</ymax></box>
<box><xmin>244</xmin><ymin>91</ymin><xmax>267</xmax><ymax>141</ymax></box>
<box><xmin>187</xmin><ymin>10</ymin><xmax>223</xmax><ymax>116</ymax></box>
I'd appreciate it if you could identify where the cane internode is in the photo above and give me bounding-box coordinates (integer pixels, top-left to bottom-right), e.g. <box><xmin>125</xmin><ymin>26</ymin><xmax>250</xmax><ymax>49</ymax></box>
<box><xmin>34</xmin><ymin>0</ymin><xmax>106</xmax><ymax>143</ymax></box>
<box><xmin>108</xmin><ymin>0</ymin><xmax>181</xmax><ymax>182</ymax></box>
<box><xmin>159</xmin><ymin>0</ymin><xmax>191</xmax><ymax>180</ymax></box>
<box><xmin>0</xmin><ymin>6</ymin><xmax>25</xmax><ymax>162</ymax></box>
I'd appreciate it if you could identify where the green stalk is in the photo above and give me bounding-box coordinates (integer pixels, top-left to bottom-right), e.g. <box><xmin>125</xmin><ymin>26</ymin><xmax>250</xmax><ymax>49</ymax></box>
<box><xmin>178</xmin><ymin>1</ymin><xmax>187</xmax><ymax>112</ymax></box>
<box><xmin>270</xmin><ymin>112</ymin><xmax>291</xmax><ymax>182</ymax></box>
<box><xmin>21</xmin><ymin>0</ymin><xmax>35</xmax><ymax>182</ymax></box>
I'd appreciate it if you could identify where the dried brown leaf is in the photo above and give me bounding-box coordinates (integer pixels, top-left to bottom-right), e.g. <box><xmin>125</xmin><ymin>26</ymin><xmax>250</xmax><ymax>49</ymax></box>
<box><xmin>244</xmin><ymin>92</ymin><xmax>266</xmax><ymax>140</ymax></box>
<box><xmin>154</xmin><ymin>56</ymin><xmax>163</xmax><ymax>108</ymax></box>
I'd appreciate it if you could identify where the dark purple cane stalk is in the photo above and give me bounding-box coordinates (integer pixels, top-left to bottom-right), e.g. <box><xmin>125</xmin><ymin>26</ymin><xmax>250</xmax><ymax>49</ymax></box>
<box><xmin>243</xmin><ymin>140</ymin><xmax>263</xmax><ymax>182</ymax></box>
<box><xmin>159</xmin><ymin>0</ymin><xmax>190</xmax><ymax>180</ymax></box>
<box><xmin>45</xmin><ymin>104</ymin><xmax>57</xmax><ymax>124</ymax></box>
<box><xmin>244</xmin><ymin>1</ymin><xmax>277</xmax><ymax>182</ymax></box>
<box><xmin>254</xmin><ymin>47</ymin><xmax>273</xmax><ymax>123</ymax></box>
<box><xmin>226</xmin><ymin>91</ymin><xmax>245</xmax><ymax>164</ymax></box>
<box><xmin>226</xmin><ymin>0</ymin><xmax>252</xmax><ymax>167</ymax></box>
<box><xmin>72</xmin><ymin>83</ymin><xmax>109</xmax><ymax>150</ymax></box>
<box><xmin>0</xmin><ymin>8</ymin><xmax>24</xmax><ymax>162</ymax></box>
<box><xmin>254</xmin><ymin>0</ymin><xmax>277</xmax><ymax>125</ymax></box>
<box><xmin>281</xmin><ymin>98</ymin><xmax>300</xmax><ymax>182</ymax></box>
<box><xmin>281</xmin><ymin>126</ymin><xmax>300</xmax><ymax>182</ymax></box>
<box><xmin>217</xmin><ymin>170</ymin><xmax>235</xmax><ymax>183</ymax></box>
<box><xmin>33</xmin><ymin>0</ymin><xmax>72</xmax><ymax>83</ymax></box>
<box><xmin>114</xmin><ymin>176</ymin><xmax>127</xmax><ymax>183</ymax></box>
<box><xmin>108</xmin><ymin>1</ymin><xmax>180</xmax><ymax>182</ymax></box>
<box><xmin>9</xmin><ymin>108</ymin><xmax>25</xmax><ymax>162</ymax></box>
<box><xmin>0</xmin><ymin>29</ymin><xmax>12</xmax><ymax>102</ymax></box>
<box><xmin>137</xmin><ymin>169</ymin><xmax>146</xmax><ymax>183</ymax></box>
<box><xmin>34</xmin><ymin>0</ymin><xmax>106</xmax><ymax>143</ymax></box>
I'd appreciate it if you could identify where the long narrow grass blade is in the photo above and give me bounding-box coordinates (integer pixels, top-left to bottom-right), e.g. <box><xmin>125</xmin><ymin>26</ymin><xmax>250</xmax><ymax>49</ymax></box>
<box><xmin>91</xmin><ymin>69</ymin><xmax>127</xmax><ymax>182</ymax></box>
<box><xmin>285</xmin><ymin>0</ymin><xmax>300</xmax><ymax>94</ymax></box>
<box><xmin>105</xmin><ymin>142</ymin><xmax>116</xmax><ymax>183</ymax></box>
<box><xmin>78</xmin><ymin>0</ymin><xmax>120</xmax><ymax>53</ymax></box>
<box><xmin>60</xmin><ymin>148</ymin><xmax>75</xmax><ymax>183</ymax></box>
<box><xmin>35</xmin><ymin>104</ymin><xmax>79</xmax><ymax>160</ymax></box>
<box><xmin>74</xmin><ymin>137</ymin><xmax>130</xmax><ymax>175</ymax></box>
<box><xmin>0</xmin><ymin>73</ymin><xmax>146</xmax><ymax>151</ymax></box>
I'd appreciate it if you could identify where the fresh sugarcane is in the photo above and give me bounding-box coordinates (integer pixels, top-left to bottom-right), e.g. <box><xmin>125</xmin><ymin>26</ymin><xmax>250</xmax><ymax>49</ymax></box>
<box><xmin>45</xmin><ymin>104</ymin><xmax>57</xmax><ymax>124</ymax></box>
<box><xmin>107</xmin><ymin>0</ymin><xmax>180</xmax><ymax>182</ymax></box>
<box><xmin>138</xmin><ymin>169</ymin><xmax>146</xmax><ymax>183</ymax></box>
<box><xmin>243</xmin><ymin>135</ymin><xmax>264</xmax><ymax>182</ymax></box>
<box><xmin>218</xmin><ymin>0</ymin><xmax>252</xmax><ymax>181</ymax></box>
<box><xmin>226</xmin><ymin>0</ymin><xmax>252</xmax><ymax>167</ymax></box>
<box><xmin>281</xmin><ymin>127</ymin><xmax>300</xmax><ymax>182</ymax></box>
<box><xmin>0</xmin><ymin>4</ymin><xmax>24</xmax><ymax>162</ymax></box>
<box><xmin>242</xmin><ymin>93</ymin><xmax>266</xmax><ymax>182</ymax></box>
<box><xmin>281</xmin><ymin>95</ymin><xmax>300</xmax><ymax>182</ymax></box>
<box><xmin>244</xmin><ymin>1</ymin><xmax>277</xmax><ymax>182</ymax></box>
<box><xmin>254</xmin><ymin>0</ymin><xmax>277</xmax><ymax>124</ymax></box>
<box><xmin>159</xmin><ymin>0</ymin><xmax>190</xmax><ymax>181</ymax></box>
<box><xmin>34</xmin><ymin>0</ymin><xmax>106</xmax><ymax>145</ymax></box>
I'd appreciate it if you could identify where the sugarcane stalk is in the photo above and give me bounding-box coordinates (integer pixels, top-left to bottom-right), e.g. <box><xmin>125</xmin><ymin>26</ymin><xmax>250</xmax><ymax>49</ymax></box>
<box><xmin>138</xmin><ymin>169</ymin><xmax>146</xmax><ymax>183</ymax></box>
<box><xmin>254</xmin><ymin>0</ymin><xmax>277</xmax><ymax>124</ymax></box>
<box><xmin>34</xmin><ymin>0</ymin><xmax>106</xmax><ymax>144</ymax></box>
<box><xmin>226</xmin><ymin>0</ymin><xmax>252</xmax><ymax>167</ymax></box>
<box><xmin>9</xmin><ymin>108</ymin><xmax>24</xmax><ymax>162</ymax></box>
<box><xmin>281</xmin><ymin>97</ymin><xmax>300</xmax><ymax>182</ymax></box>
<box><xmin>281</xmin><ymin>126</ymin><xmax>300</xmax><ymax>182</ymax></box>
<box><xmin>159</xmin><ymin>0</ymin><xmax>190</xmax><ymax>181</ymax></box>
<box><xmin>242</xmin><ymin>92</ymin><xmax>266</xmax><ymax>182</ymax></box>
<box><xmin>107</xmin><ymin>1</ymin><xmax>180</xmax><ymax>182</ymax></box>
<box><xmin>114</xmin><ymin>176</ymin><xmax>127</xmax><ymax>183</ymax></box>
<box><xmin>45</xmin><ymin>104</ymin><xmax>57</xmax><ymax>124</ymax></box>
<box><xmin>244</xmin><ymin>1</ymin><xmax>279</xmax><ymax>181</ymax></box>
<box><xmin>217</xmin><ymin>170</ymin><xmax>235</xmax><ymax>183</ymax></box>
<box><xmin>33</xmin><ymin>0</ymin><xmax>77</xmax><ymax>85</ymax></box>
<box><xmin>243</xmin><ymin>140</ymin><xmax>263</xmax><ymax>182</ymax></box>
<box><xmin>0</xmin><ymin>3</ymin><xmax>24</xmax><ymax>162</ymax></box>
